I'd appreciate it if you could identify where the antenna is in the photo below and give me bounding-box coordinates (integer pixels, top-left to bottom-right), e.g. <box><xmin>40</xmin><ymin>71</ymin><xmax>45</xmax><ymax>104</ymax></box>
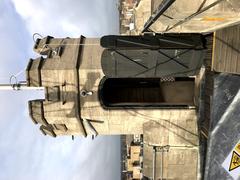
<box><xmin>0</xmin><ymin>83</ymin><xmax>44</xmax><ymax>91</ymax></box>
<box><xmin>0</xmin><ymin>75</ymin><xmax>44</xmax><ymax>91</ymax></box>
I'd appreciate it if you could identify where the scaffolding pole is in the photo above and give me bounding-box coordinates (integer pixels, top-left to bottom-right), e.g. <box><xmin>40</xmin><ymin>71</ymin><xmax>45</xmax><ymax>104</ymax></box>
<box><xmin>142</xmin><ymin>0</ymin><xmax>176</xmax><ymax>32</ymax></box>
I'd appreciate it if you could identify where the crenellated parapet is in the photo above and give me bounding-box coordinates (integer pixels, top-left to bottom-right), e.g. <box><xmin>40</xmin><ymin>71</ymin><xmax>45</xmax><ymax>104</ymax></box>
<box><xmin>27</xmin><ymin>35</ymin><xmax>88</xmax><ymax>137</ymax></box>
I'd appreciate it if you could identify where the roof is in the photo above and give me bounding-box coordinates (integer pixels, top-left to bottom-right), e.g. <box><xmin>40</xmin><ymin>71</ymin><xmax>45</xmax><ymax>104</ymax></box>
<box><xmin>212</xmin><ymin>24</ymin><xmax>240</xmax><ymax>75</ymax></box>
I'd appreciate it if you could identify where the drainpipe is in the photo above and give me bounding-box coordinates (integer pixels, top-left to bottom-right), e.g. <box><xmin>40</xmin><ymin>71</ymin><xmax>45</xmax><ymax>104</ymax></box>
<box><xmin>160</xmin><ymin>148</ymin><xmax>164</xmax><ymax>180</ymax></box>
<box><xmin>152</xmin><ymin>146</ymin><xmax>156</xmax><ymax>180</ymax></box>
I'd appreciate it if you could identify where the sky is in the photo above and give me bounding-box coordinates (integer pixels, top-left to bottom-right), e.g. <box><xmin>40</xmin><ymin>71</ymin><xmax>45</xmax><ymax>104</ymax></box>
<box><xmin>0</xmin><ymin>0</ymin><xmax>120</xmax><ymax>180</ymax></box>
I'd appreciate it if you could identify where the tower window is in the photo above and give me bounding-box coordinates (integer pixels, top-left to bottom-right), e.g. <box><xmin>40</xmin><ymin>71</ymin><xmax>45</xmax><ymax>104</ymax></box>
<box><xmin>46</xmin><ymin>86</ymin><xmax>60</xmax><ymax>101</ymax></box>
<box><xmin>99</xmin><ymin>77</ymin><xmax>195</xmax><ymax>108</ymax></box>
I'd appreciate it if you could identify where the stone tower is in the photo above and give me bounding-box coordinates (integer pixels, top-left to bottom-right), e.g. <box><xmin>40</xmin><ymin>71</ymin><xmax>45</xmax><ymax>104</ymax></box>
<box><xmin>27</xmin><ymin>34</ymin><xmax>205</xmax><ymax>141</ymax></box>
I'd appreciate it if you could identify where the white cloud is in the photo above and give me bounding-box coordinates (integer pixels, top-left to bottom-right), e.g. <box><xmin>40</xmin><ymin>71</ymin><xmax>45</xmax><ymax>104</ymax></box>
<box><xmin>0</xmin><ymin>0</ymin><xmax>120</xmax><ymax>180</ymax></box>
<box><xmin>11</xmin><ymin>0</ymin><xmax>119</xmax><ymax>37</ymax></box>
<box><xmin>0</xmin><ymin>1</ymin><xmax>30</xmax><ymax>80</ymax></box>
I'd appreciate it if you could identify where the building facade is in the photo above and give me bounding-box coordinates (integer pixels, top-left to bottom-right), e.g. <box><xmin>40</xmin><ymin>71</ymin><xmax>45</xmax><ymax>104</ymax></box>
<box><xmin>121</xmin><ymin>135</ymin><xmax>143</xmax><ymax>180</ymax></box>
<box><xmin>27</xmin><ymin>34</ymin><xmax>205</xmax><ymax>138</ymax></box>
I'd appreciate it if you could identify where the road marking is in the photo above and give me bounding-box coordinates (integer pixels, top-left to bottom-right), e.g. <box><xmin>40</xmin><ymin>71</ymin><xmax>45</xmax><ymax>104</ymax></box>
<box><xmin>201</xmin><ymin>17</ymin><xmax>226</xmax><ymax>22</ymax></box>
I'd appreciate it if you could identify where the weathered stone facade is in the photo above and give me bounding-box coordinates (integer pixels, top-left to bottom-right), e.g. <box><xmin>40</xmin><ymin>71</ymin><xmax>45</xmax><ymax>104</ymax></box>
<box><xmin>27</xmin><ymin>35</ymin><xmax>202</xmax><ymax>139</ymax></box>
<box><xmin>26</xmin><ymin>34</ymin><xmax>205</xmax><ymax>180</ymax></box>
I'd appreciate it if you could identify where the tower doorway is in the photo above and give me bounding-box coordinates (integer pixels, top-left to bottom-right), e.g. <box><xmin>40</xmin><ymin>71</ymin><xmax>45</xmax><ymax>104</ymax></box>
<box><xmin>99</xmin><ymin>77</ymin><xmax>195</xmax><ymax>108</ymax></box>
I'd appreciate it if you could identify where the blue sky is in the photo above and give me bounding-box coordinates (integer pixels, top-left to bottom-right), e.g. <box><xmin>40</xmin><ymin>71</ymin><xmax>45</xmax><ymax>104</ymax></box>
<box><xmin>0</xmin><ymin>0</ymin><xmax>120</xmax><ymax>180</ymax></box>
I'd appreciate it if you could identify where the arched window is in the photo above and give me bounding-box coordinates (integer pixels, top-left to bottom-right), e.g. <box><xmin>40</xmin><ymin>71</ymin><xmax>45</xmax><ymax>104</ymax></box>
<box><xmin>100</xmin><ymin>35</ymin><xmax>206</xmax><ymax>78</ymax></box>
<box><xmin>99</xmin><ymin>77</ymin><xmax>195</xmax><ymax>108</ymax></box>
<box><xmin>99</xmin><ymin>34</ymin><xmax>204</xmax><ymax>108</ymax></box>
